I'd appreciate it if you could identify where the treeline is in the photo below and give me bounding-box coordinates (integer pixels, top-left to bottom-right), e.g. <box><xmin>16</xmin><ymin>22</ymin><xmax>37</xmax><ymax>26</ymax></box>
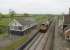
<box><xmin>0</xmin><ymin>10</ymin><xmax>32</xmax><ymax>18</ymax></box>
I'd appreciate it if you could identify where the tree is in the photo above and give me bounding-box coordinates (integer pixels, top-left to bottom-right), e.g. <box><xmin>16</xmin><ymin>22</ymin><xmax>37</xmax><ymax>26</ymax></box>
<box><xmin>0</xmin><ymin>13</ymin><xmax>5</xmax><ymax>18</ymax></box>
<box><xmin>23</xmin><ymin>13</ymin><xmax>31</xmax><ymax>17</ymax></box>
<box><xmin>9</xmin><ymin>9</ymin><xmax>16</xmax><ymax>18</ymax></box>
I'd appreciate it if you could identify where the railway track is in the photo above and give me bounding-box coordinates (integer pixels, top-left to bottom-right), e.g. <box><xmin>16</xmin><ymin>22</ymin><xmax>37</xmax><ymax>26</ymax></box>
<box><xmin>35</xmin><ymin>32</ymin><xmax>48</xmax><ymax>50</ymax></box>
<box><xmin>42</xmin><ymin>16</ymin><xmax>56</xmax><ymax>50</ymax></box>
<box><xmin>17</xmin><ymin>23</ymin><xmax>47</xmax><ymax>50</ymax></box>
<box><xmin>25</xmin><ymin>19</ymin><xmax>55</xmax><ymax>50</ymax></box>
<box><xmin>24</xmin><ymin>32</ymin><xmax>49</xmax><ymax>50</ymax></box>
<box><xmin>22</xmin><ymin>27</ymin><xmax>49</xmax><ymax>50</ymax></box>
<box><xmin>31</xmin><ymin>18</ymin><xmax>56</xmax><ymax>50</ymax></box>
<box><xmin>23</xmin><ymin>32</ymin><xmax>42</xmax><ymax>50</ymax></box>
<box><xmin>27</xmin><ymin>33</ymin><xmax>44</xmax><ymax>50</ymax></box>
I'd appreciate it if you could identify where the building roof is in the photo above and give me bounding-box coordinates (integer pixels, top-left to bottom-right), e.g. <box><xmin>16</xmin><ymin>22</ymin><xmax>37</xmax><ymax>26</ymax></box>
<box><xmin>64</xmin><ymin>26</ymin><xmax>70</xmax><ymax>31</ymax></box>
<box><xmin>64</xmin><ymin>29</ymin><xmax>70</xmax><ymax>35</ymax></box>
<box><xmin>64</xmin><ymin>26</ymin><xmax>70</xmax><ymax>35</ymax></box>
<box><xmin>14</xmin><ymin>17</ymin><xmax>37</xmax><ymax>26</ymax></box>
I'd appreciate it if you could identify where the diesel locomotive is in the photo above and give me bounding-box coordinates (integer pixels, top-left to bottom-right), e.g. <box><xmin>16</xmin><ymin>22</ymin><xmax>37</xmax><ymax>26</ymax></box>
<box><xmin>39</xmin><ymin>21</ymin><xmax>49</xmax><ymax>33</ymax></box>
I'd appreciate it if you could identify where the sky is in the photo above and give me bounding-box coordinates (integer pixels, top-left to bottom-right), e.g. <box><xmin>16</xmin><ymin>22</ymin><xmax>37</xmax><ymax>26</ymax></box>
<box><xmin>0</xmin><ymin>0</ymin><xmax>70</xmax><ymax>14</ymax></box>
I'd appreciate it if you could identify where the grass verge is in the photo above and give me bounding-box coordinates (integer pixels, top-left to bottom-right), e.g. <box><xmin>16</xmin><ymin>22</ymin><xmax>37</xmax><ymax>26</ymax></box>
<box><xmin>0</xmin><ymin>35</ymin><xmax>27</xmax><ymax>50</ymax></box>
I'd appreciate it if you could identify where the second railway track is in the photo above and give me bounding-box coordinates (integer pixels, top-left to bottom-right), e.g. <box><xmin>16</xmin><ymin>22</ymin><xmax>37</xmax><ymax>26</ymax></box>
<box><xmin>24</xmin><ymin>32</ymin><xmax>45</xmax><ymax>50</ymax></box>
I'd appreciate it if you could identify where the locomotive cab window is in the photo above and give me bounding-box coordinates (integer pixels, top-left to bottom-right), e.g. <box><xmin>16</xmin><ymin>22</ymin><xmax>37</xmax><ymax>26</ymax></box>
<box><xmin>42</xmin><ymin>24</ymin><xmax>45</xmax><ymax>25</ymax></box>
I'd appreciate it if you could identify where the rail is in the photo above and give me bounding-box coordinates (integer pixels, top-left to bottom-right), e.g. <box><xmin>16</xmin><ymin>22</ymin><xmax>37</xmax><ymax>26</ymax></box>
<box><xmin>17</xmin><ymin>31</ymin><xmax>40</xmax><ymax>50</ymax></box>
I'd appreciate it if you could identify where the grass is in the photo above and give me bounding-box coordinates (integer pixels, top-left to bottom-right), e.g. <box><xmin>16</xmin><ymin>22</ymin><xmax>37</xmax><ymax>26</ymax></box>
<box><xmin>0</xmin><ymin>18</ymin><xmax>9</xmax><ymax>37</ymax></box>
<box><xmin>0</xmin><ymin>33</ymin><xmax>8</xmax><ymax>38</ymax></box>
<box><xmin>0</xmin><ymin>35</ymin><xmax>27</xmax><ymax>50</ymax></box>
<box><xmin>0</xmin><ymin>18</ymin><xmax>9</xmax><ymax>26</ymax></box>
<box><xmin>32</xmin><ymin>16</ymin><xmax>48</xmax><ymax>23</ymax></box>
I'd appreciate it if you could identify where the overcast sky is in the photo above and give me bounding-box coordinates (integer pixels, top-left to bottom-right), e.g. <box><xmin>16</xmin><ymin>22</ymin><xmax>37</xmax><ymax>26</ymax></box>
<box><xmin>0</xmin><ymin>0</ymin><xmax>70</xmax><ymax>14</ymax></box>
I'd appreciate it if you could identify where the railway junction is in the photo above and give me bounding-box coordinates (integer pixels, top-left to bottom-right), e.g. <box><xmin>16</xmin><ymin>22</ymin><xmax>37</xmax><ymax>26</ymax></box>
<box><xmin>18</xmin><ymin>15</ymin><xmax>70</xmax><ymax>50</ymax></box>
<box><xmin>0</xmin><ymin>15</ymin><xmax>70</xmax><ymax>50</ymax></box>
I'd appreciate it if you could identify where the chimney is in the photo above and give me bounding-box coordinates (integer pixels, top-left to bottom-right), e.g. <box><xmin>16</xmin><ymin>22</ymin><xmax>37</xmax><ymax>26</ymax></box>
<box><xmin>64</xmin><ymin>8</ymin><xmax>70</xmax><ymax>25</ymax></box>
<box><xmin>69</xmin><ymin>8</ymin><xmax>70</xmax><ymax>15</ymax></box>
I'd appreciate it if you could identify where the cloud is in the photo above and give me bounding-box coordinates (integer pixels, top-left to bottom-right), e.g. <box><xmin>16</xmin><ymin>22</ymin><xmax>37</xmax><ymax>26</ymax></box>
<box><xmin>0</xmin><ymin>0</ymin><xmax>70</xmax><ymax>14</ymax></box>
